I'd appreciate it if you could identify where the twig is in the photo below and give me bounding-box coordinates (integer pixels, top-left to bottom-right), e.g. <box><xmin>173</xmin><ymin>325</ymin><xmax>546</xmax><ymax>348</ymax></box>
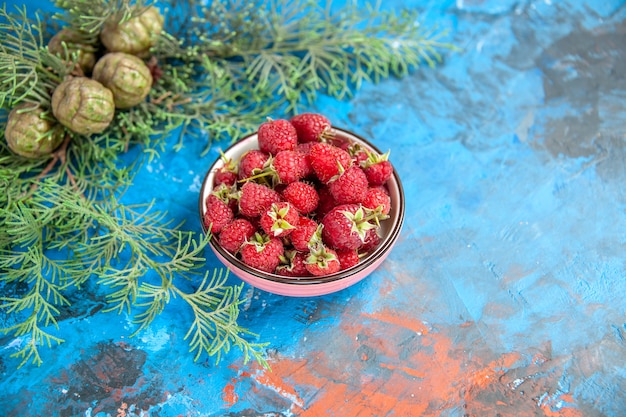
<box><xmin>167</xmin><ymin>97</ymin><xmax>192</xmax><ymax>111</ymax></box>
<box><xmin>150</xmin><ymin>91</ymin><xmax>173</xmax><ymax>105</ymax></box>
<box><xmin>26</xmin><ymin>134</ymin><xmax>74</xmax><ymax>194</ymax></box>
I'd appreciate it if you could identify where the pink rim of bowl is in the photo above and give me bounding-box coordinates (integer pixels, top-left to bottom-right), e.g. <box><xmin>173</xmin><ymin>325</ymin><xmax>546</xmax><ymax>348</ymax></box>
<box><xmin>199</xmin><ymin>127</ymin><xmax>405</xmax><ymax>297</ymax></box>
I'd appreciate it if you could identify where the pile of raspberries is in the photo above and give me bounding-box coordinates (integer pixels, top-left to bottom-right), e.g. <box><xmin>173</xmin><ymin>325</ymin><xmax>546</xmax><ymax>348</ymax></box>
<box><xmin>203</xmin><ymin>112</ymin><xmax>394</xmax><ymax>277</ymax></box>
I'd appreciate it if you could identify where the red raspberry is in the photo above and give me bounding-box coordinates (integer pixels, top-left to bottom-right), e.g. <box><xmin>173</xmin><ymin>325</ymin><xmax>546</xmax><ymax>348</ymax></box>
<box><xmin>321</xmin><ymin>204</ymin><xmax>378</xmax><ymax>251</ymax></box>
<box><xmin>214</xmin><ymin>151</ymin><xmax>238</xmax><ymax>187</ymax></box>
<box><xmin>215</xmin><ymin>169</ymin><xmax>237</xmax><ymax>187</ymax></box>
<box><xmin>276</xmin><ymin>250</ymin><xmax>310</xmax><ymax>277</ymax></box>
<box><xmin>290</xmin><ymin>112</ymin><xmax>333</xmax><ymax>143</ymax></box>
<box><xmin>257</xmin><ymin>118</ymin><xmax>298</xmax><ymax>155</ymax></box>
<box><xmin>360</xmin><ymin>149</ymin><xmax>393</xmax><ymax>186</ymax></box>
<box><xmin>364</xmin><ymin>160</ymin><xmax>393</xmax><ymax>186</ymax></box>
<box><xmin>362</xmin><ymin>186</ymin><xmax>391</xmax><ymax>215</ymax></box>
<box><xmin>360</xmin><ymin>227</ymin><xmax>381</xmax><ymax>253</ymax></box>
<box><xmin>240</xmin><ymin>233</ymin><xmax>284</xmax><ymax>273</ymax></box>
<box><xmin>315</xmin><ymin>185</ymin><xmax>336</xmax><ymax>219</ymax></box>
<box><xmin>296</xmin><ymin>142</ymin><xmax>315</xmax><ymax>155</ymax></box>
<box><xmin>371</xmin><ymin>184</ymin><xmax>390</xmax><ymax>195</ymax></box>
<box><xmin>349</xmin><ymin>144</ymin><xmax>369</xmax><ymax>165</ymax></box>
<box><xmin>272</xmin><ymin>150</ymin><xmax>308</xmax><ymax>184</ymax></box>
<box><xmin>305</xmin><ymin>244</ymin><xmax>340</xmax><ymax>276</ymax></box>
<box><xmin>238</xmin><ymin>181</ymin><xmax>281</xmax><ymax>218</ymax></box>
<box><xmin>259</xmin><ymin>202</ymin><xmax>299</xmax><ymax>237</ymax></box>
<box><xmin>203</xmin><ymin>193</ymin><xmax>234</xmax><ymax>234</ymax></box>
<box><xmin>295</xmin><ymin>143</ymin><xmax>315</xmax><ymax>178</ymax></box>
<box><xmin>218</xmin><ymin>218</ymin><xmax>257</xmax><ymax>254</ymax></box>
<box><xmin>281</xmin><ymin>181</ymin><xmax>319</xmax><ymax>214</ymax></box>
<box><xmin>210</xmin><ymin>182</ymin><xmax>239</xmax><ymax>212</ymax></box>
<box><xmin>328</xmin><ymin>166</ymin><xmax>368</xmax><ymax>205</ymax></box>
<box><xmin>309</xmin><ymin>142</ymin><xmax>352</xmax><ymax>184</ymax></box>
<box><xmin>238</xmin><ymin>150</ymin><xmax>270</xmax><ymax>181</ymax></box>
<box><xmin>332</xmin><ymin>136</ymin><xmax>354</xmax><ymax>152</ymax></box>
<box><xmin>336</xmin><ymin>249</ymin><xmax>360</xmax><ymax>270</ymax></box>
<box><xmin>290</xmin><ymin>216</ymin><xmax>322</xmax><ymax>252</ymax></box>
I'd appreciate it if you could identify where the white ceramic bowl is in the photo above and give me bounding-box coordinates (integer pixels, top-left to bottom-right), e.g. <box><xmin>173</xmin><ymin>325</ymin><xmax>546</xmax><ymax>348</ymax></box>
<box><xmin>199</xmin><ymin>127</ymin><xmax>405</xmax><ymax>297</ymax></box>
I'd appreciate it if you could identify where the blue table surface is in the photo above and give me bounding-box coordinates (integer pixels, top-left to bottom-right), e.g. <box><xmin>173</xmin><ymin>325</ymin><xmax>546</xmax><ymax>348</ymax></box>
<box><xmin>2</xmin><ymin>0</ymin><xmax>626</xmax><ymax>416</ymax></box>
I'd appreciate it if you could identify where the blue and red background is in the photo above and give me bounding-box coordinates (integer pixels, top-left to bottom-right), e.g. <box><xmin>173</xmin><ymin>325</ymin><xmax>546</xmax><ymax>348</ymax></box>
<box><xmin>1</xmin><ymin>0</ymin><xmax>625</xmax><ymax>416</ymax></box>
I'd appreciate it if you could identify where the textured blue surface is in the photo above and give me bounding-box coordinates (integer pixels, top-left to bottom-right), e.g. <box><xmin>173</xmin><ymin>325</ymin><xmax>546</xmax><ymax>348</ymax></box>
<box><xmin>2</xmin><ymin>0</ymin><xmax>626</xmax><ymax>416</ymax></box>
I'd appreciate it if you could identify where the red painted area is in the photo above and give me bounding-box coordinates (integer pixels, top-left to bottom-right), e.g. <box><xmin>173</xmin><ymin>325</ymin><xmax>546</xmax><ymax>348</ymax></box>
<box><xmin>233</xmin><ymin>309</ymin><xmax>585</xmax><ymax>416</ymax></box>
<box><xmin>362</xmin><ymin>309</ymin><xmax>431</xmax><ymax>335</ymax></box>
<box><xmin>252</xmin><ymin>365</ymin><xmax>306</xmax><ymax>409</ymax></box>
<box><xmin>222</xmin><ymin>379</ymin><xmax>239</xmax><ymax>407</ymax></box>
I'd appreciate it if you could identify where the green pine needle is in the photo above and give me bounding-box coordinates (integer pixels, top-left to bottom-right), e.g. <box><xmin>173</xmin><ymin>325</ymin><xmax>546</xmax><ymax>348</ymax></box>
<box><xmin>166</xmin><ymin>0</ymin><xmax>456</xmax><ymax>111</ymax></box>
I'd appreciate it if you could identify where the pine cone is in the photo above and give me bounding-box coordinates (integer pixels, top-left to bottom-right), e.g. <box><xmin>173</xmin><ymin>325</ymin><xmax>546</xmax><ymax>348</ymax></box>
<box><xmin>92</xmin><ymin>52</ymin><xmax>153</xmax><ymax>109</ymax></box>
<box><xmin>100</xmin><ymin>6</ymin><xmax>164</xmax><ymax>56</ymax></box>
<box><xmin>5</xmin><ymin>104</ymin><xmax>65</xmax><ymax>159</ymax></box>
<box><xmin>51</xmin><ymin>77</ymin><xmax>115</xmax><ymax>136</ymax></box>
<box><xmin>48</xmin><ymin>28</ymin><xmax>98</xmax><ymax>75</ymax></box>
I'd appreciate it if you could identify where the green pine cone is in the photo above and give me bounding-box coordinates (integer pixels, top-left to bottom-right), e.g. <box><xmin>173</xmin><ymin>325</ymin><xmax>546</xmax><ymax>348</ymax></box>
<box><xmin>100</xmin><ymin>6</ymin><xmax>164</xmax><ymax>56</ymax></box>
<box><xmin>92</xmin><ymin>52</ymin><xmax>153</xmax><ymax>109</ymax></box>
<box><xmin>48</xmin><ymin>28</ymin><xmax>98</xmax><ymax>75</ymax></box>
<box><xmin>51</xmin><ymin>77</ymin><xmax>115</xmax><ymax>136</ymax></box>
<box><xmin>5</xmin><ymin>104</ymin><xmax>65</xmax><ymax>159</ymax></box>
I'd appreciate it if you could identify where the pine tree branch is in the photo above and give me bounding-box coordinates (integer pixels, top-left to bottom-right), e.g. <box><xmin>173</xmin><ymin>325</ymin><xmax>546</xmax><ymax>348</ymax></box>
<box><xmin>174</xmin><ymin>269</ymin><xmax>269</xmax><ymax>367</ymax></box>
<box><xmin>1</xmin><ymin>0</ymin><xmax>455</xmax><ymax>369</ymax></box>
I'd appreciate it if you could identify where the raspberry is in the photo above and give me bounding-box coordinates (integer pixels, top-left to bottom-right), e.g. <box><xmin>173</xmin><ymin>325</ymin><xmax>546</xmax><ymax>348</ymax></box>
<box><xmin>238</xmin><ymin>150</ymin><xmax>270</xmax><ymax>181</ymax></box>
<box><xmin>218</xmin><ymin>218</ymin><xmax>257</xmax><ymax>254</ymax></box>
<box><xmin>336</xmin><ymin>249</ymin><xmax>360</xmax><ymax>270</ymax></box>
<box><xmin>214</xmin><ymin>151</ymin><xmax>238</xmax><ymax>187</ymax></box>
<box><xmin>315</xmin><ymin>185</ymin><xmax>336</xmax><ymax>219</ymax></box>
<box><xmin>257</xmin><ymin>118</ymin><xmax>298</xmax><ymax>155</ymax></box>
<box><xmin>360</xmin><ymin>227</ymin><xmax>381</xmax><ymax>253</ymax></box>
<box><xmin>296</xmin><ymin>142</ymin><xmax>316</xmax><ymax>154</ymax></box>
<box><xmin>272</xmin><ymin>150</ymin><xmax>308</xmax><ymax>184</ymax></box>
<box><xmin>240</xmin><ymin>233</ymin><xmax>284</xmax><ymax>273</ymax></box>
<box><xmin>290</xmin><ymin>216</ymin><xmax>321</xmax><ymax>252</ymax></box>
<box><xmin>215</xmin><ymin>169</ymin><xmax>237</xmax><ymax>187</ymax></box>
<box><xmin>259</xmin><ymin>202</ymin><xmax>299</xmax><ymax>237</ymax></box>
<box><xmin>371</xmin><ymin>184</ymin><xmax>390</xmax><ymax>195</ymax></box>
<box><xmin>309</xmin><ymin>142</ymin><xmax>352</xmax><ymax>184</ymax></box>
<box><xmin>349</xmin><ymin>144</ymin><xmax>369</xmax><ymax>165</ymax></box>
<box><xmin>360</xmin><ymin>149</ymin><xmax>393</xmax><ymax>186</ymax></box>
<box><xmin>238</xmin><ymin>181</ymin><xmax>281</xmax><ymax>218</ymax></box>
<box><xmin>362</xmin><ymin>186</ymin><xmax>391</xmax><ymax>215</ymax></box>
<box><xmin>305</xmin><ymin>244</ymin><xmax>340</xmax><ymax>276</ymax></box>
<box><xmin>328</xmin><ymin>166</ymin><xmax>368</xmax><ymax>205</ymax></box>
<box><xmin>364</xmin><ymin>160</ymin><xmax>393</xmax><ymax>186</ymax></box>
<box><xmin>276</xmin><ymin>250</ymin><xmax>310</xmax><ymax>277</ymax></box>
<box><xmin>321</xmin><ymin>204</ymin><xmax>378</xmax><ymax>251</ymax></box>
<box><xmin>210</xmin><ymin>182</ymin><xmax>239</xmax><ymax>212</ymax></box>
<box><xmin>281</xmin><ymin>181</ymin><xmax>319</xmax><ymax>214</ymax></box>
<box><xmin>290</xmin><ymin>112</ymin><xmax>333</xmax><ymax>143</ymax></box>
<box><xmin>295</xmin><ymin>143</ymin><xmax>315</xmax><ymax>178</ymax></box>
<box><xmin>203</xmin><ymin>193</ymin><xmax>234</xmax><ymax>234</ymax></box>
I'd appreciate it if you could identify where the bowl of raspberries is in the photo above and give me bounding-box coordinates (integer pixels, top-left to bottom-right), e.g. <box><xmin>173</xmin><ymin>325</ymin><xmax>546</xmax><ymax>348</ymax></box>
<box><xmin>199</xmin><ymin>113</ymin><xmax>405</xmax><ymax>297</ymax></box>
